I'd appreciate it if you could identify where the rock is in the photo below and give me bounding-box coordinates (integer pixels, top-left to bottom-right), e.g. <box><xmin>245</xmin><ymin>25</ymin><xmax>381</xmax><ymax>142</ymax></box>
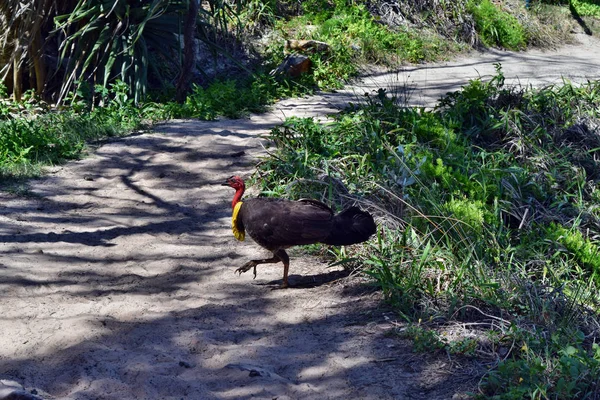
<box><xmin>178</xmin><ymin>360</ymin><xmax>195</xmax><ymax>369</ymax></box>
<box><xmin>225</xmin><ymin>363</ymin><xmax>291</xmax><ymax>383</ymax></box>
<box><xmin>270</xmin><ymin>54</ymin><xmax>312</xmax><ymax>78</ymax></box>
<box><xmin>0</xmin><ymin>380</ymin><xmax>43</xmax><ymax>400</ymax></box>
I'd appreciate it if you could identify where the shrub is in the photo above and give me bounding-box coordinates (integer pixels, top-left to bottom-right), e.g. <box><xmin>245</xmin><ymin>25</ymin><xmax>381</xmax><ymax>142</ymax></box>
<box><xmin>468</xmin><ymin>0</ymin><xmax>527</xmax><ymax>49</ymax></box>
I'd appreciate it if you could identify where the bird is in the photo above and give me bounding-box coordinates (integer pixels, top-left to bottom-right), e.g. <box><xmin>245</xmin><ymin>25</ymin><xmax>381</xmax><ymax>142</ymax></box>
<box><xmin>222</xmin><ymin>175</ymin><xmax>377</xmax><ymax>288</ymax></box>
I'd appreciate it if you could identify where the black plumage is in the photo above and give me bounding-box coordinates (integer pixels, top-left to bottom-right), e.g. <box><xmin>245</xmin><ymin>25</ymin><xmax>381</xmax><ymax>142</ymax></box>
<box><xmin>223</xmin><ymin>176</ymin><xmax>376</xmax><ymax>288</ymax></box>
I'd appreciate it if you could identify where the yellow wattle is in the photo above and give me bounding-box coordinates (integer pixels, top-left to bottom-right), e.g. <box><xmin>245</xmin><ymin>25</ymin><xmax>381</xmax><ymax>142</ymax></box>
<box><xmin>232</xmin><ymin>201</ymin><xmax>245</xmax><ymax>241</ymax></box>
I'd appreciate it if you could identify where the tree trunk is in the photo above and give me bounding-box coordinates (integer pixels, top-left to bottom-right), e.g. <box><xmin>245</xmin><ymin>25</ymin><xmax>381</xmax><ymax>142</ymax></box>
<box><xmin>13</xmin><ymin>52</ymin><xmax>22</xmax><ymax>102</ymax></box>
<box><xmin>175</xmin><ymin>0</ymin><xmax>199</xmax><ymax>103</ymax></box>
<box><xmin>31</xmin><ymin>16</ymin><xmax>47</xmax><ymax>97</ymax></box>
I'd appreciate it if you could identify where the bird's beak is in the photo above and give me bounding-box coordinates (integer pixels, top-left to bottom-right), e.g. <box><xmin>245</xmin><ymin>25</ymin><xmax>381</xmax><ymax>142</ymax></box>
<box><xmin>221</xmin><ymin>177</ymin><xmax>232</xmax><ymax>186</ymax></box>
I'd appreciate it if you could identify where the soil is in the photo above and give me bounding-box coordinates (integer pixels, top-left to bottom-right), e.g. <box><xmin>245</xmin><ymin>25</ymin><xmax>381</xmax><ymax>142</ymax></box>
<box><xmin>1</xmin><ymin>32</ymin><xmax>599</xmax><ymax>400</ymax></box>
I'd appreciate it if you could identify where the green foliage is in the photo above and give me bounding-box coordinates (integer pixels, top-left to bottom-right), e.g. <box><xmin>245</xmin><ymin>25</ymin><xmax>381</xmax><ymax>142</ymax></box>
<box><xmin>161</xmin><ymin>73</ymin><xmax>303</xmax><ymax>120</ymax></box>
<box><xmin>256</xmin><ymin>65</ymin><xmax>600</xmax><ymax>398</ymax></box>
<box><xmin>0</xmin><ymin>81</ymin><xmax>159</xmax><ymax>178</ymax></box>
<box><xmin>482</xmin><ymin>329</ymin><xmax>600</xmax><ymax>399</ymax></box>
<box><xmin>270</xmin><ymin>2</ymin><xmax>458</xmax><ymax>90</ymax></box>
<box><xmin>546</xmin><ymin>223</ymin><xmax>600</xmax><ymax>281</ymax></box>
<box><xmin>0</xmin><ymin>0</ymin><xmax>260</xmax><ymax>104</ymax></box>
<box><xmin>402</xmin><ymin>324</ymin><xmax>447</xmax><ymax>353</ymax></box>
<box><xmin>53</xmin><ymin>0</ymin><xmax>185</xmax><ymax>104</ymax></box>
<box><xmin>400</xmin><ymin>323</ymin><xmax>479</xmax><ymax>356</ymax></box>
<box><xmin>237</xmin><ymin>0</ymin><xmax>278</xmax><ymax>34</ymax></box>
<box><xmin>448</xmin><ymin>337</ymin><xmax>479</xmax><ymax>356</ymax></box>
<box><xmin>169</xmin><ymin>81</ymin><xmax>247</xmax><ymax>120</ymax></box>
<box><xmin>364</xmin><ymin>229</ymin><xmax>446</xmax><ymax>314</ymax></box>
<box><xmin>468</xmin><ymin>0</ymin><xmax>527</xmax><ymax>49</ymax></box>
<box><xmin>571</xmin><ymin>0</ymin><xmax>600</xmax><ymax>17</ymax></box>
<box><xmin>443</xmin><ymin>197</ymin><xmax>489</xmax><ymax>234</ymax></box>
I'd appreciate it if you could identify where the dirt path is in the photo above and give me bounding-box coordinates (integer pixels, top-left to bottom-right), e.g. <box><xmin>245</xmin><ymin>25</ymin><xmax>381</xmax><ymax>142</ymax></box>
<box><xmin>1</xmin><ymin>33</ymin><xmax>599</xmax><ymax>400</ymax></box>
<box><xmin>303</xmin><ymin>32</ymin><xmax>600</xmax><ymax>113</ymax></box>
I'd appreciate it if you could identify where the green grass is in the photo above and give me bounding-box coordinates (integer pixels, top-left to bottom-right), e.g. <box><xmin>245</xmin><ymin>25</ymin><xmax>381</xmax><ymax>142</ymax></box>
<box><xmin>267</xmin><ymin>1</ymin><xmax>461</xmax><ymax>90</ymax></box>
<box><xmin>159</xmin><ymin>74</ymin><xmax>311</xmax><ymax>120</ymax></box>
<box><xmin>0</xmin><ymin>81</ymin><xmax>159</xmax><ymax>179</ymax></box>
<box><xmin>468</xmin><ymin>0</ymin><xmax>527</xmax><ymax>49</ymax></box>
<box><xmin>572</xmin><ymin>0</ymin><xmax>600</xmax><ymax>17</ymax></box>
<box><xmin>0</xmin><ymin>1</ymin><xmax>598</xmax><ymax>396</ymax></box>
<box><xmin>254</xmin><ymin>66</ymin><xmax>600</xmax><ymax>398</ymax></box>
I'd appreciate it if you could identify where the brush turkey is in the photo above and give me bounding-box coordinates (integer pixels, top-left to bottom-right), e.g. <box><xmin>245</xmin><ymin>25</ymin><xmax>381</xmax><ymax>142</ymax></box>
<box><xmin>222</xmin><ymin>176</ymin><xmax>376</xmax><ymax>288</ymax></box>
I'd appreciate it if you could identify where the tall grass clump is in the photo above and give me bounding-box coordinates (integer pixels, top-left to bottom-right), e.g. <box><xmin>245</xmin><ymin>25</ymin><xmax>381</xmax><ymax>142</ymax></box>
<box><xmin>571</xmin><ymin>0</ymin><xmax>600</xmax><ymax>18</ymax></box>
<box><xmin>255</xmin><ymin>66</ymin><xmax>600</xmax><ymax>397</ymax></box>
<box><xmin>0</xmin><ymin>81</ymin><xmax>160</xmax><ymax>179</ymax></box>
<box><xmin>160</xmin><ymin>73</ymin><xmax>308</xmax><ymax>120</ymax></box>
<box><xmin>467</xmin><ymin>0</ymin><xmax>527</xmax><ymax>49</ymax></box>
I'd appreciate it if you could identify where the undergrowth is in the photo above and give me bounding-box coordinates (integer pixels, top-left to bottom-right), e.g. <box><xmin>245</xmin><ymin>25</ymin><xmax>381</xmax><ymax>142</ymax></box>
<box><xmin>255</xmin><ymin>66</ymin><xmax>600</xmax><ymax>398</ymax></box>
<box><xmin>2</xmin><ymin>0</ymin><xmax>592</xmax><ymax>179</ymax></box>
<box><xmin>0</xmin><ymin>1</ymin><xmax>598</xmax><ymax>396</ymax></box>
<box><xmin>0</xmin><ymin>73</ymin><xmax>306</xmax><ymax>179</ymax></box>
<box><xmin>571</xmin><ymin>0</ymin><xmax>600</xmax><ymax>18</ymax></box>
<box><xmin>0</xmin><ymin>81</ymin><xmax>160</xmax><ymax>179</ymax></box>
<box><xmin>268</xmin><ymin>0</ymin><xmax>458</xmax><ymax>88</ymax></box>
<box><xmin>468</xmin><ymin>0</ymin><xmax>527</xmax><ymax>49</ymax></box>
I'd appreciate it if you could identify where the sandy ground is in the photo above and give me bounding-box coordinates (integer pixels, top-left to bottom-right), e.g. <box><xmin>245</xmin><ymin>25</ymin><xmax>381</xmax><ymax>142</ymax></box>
<box><xmin>1</xmin><ymin>32</ymin><xmax>599</xmax><ymax>400</ymax></box>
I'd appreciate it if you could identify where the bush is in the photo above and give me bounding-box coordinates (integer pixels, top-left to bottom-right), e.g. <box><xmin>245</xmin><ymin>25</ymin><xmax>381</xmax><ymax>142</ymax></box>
<box><xmin>571</xmin><ymin>0</ymin><xmax>600</xmax><ymax>17</ymax></box>
<box><xmin>0</xmin><ymin>81</ymin><xmax>159</xmax><ymax>179</ymax></box>
<box><xmin>256</xmin><ymin>66</ymin><xmax>600</xmax><ymax>398</ymax></box>
<box><xmin>468</xmin><ymin>0</ymin><xmax>527</xmax><ymax>49</ymax></box>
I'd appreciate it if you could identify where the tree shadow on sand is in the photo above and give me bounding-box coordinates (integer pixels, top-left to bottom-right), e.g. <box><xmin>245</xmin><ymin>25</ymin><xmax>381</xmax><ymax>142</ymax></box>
<box><xmin>1</xmin><ymin>121</ymin><xmax>484</xmax><ymax>400</ymax></box>
<box><xmin>0</xmin><ymin>280</ymin><xmax>483</xmax><ymax>400</ymax></box>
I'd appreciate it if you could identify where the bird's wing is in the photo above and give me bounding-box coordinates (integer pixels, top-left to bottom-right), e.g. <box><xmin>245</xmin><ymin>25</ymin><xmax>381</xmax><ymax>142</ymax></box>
<box><xmin>242</xmin><ymin>199</ymin><xmax>333</xmax><ymax>248</ymax></box>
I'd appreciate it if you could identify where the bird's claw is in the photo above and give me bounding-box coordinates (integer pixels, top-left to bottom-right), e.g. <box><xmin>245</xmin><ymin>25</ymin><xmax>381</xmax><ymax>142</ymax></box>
<box><xmin>235</xmin><ymin>262</ymin><xmax>258</xmax><ymax>279</ymax></box>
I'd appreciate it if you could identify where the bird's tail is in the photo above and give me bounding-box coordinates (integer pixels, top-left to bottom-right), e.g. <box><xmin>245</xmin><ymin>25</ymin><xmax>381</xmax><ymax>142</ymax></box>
<box><xmin>323</xmin><ymin>206</ymin><xmax>376</xmax><ymax>246</ymax></box>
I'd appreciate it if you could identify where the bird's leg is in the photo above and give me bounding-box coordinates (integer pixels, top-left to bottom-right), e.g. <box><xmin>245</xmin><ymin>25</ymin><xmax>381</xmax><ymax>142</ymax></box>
<box><xmin>274</xmin><ymin>249</ymin><xmax>290</xmax><ymax>289</ymax></box>
<box><xmin>235</xmin><ymin>253</ymin><xmax>282</xmax><ymax>279</ymax></box>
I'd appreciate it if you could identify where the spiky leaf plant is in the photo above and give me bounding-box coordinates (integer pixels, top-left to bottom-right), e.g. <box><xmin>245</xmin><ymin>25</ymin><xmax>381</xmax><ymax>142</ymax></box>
<box><xmin>53</xmin><ymin>0</ymin><xmax>186</xmax><ymax>104</ymax></box>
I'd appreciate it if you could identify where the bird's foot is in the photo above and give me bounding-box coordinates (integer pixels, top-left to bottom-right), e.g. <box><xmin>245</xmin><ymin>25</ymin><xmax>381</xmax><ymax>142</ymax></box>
<box><xmin>271</xmin><ymin>280</ymin><xmax>289</xmax><ymax>290</ymax></box>
<box><xmin>235</xmin><ymin>261</ymin><xmax>258</xmax><ymax>279</ymax></box>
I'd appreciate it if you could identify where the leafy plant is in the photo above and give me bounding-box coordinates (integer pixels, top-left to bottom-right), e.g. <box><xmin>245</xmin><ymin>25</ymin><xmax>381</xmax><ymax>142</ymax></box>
<box><xmin>402</xmin><ymin>324</ymin><xmax>447</xmax><ymax>353</ymax></box>
<box><xmin>0</xmin><ymin>1</ymin><xmax>78</xmax><ymax>100</ymax></box>
<box><xmin>0</xmin><ymin>0</ymin><xmax>257</xmax><ymax>104</ymax></box>
<box><xmin>571</xmin><ymin>0</ymin><xmax>600</xmax><ymax>17</ymax></box>
<box><xmin>53</xmin><ymin>0</ymin><xmax>184</xmax><ymax>104</ymax></box>
<box><xmin>482</xmin><ymin>329</ymin><xmax>600</xmax><ymax>398</ymax></box>
<box><xmin>0</xmin><ymin>81</ymin><xmax>159</xmax><ymax>178</ymax></box>
<box><xmin>546</xmin><ymin>223</ymin><xmax>600</xmax><ymax>282</ymax></box>
<box><xmin>162</xmin><ymin>73</ymin><xmax>287</xmax><ymax>120</ymax></box>
<box><xmin>467</xmin><ymin>0</ymin><xmax>527</xmax><ymax>49</ymax></box>
<box><xmin>256</xmin><ymin>64</ymin><xmax>600</xmax><ymax>398</ymax></box>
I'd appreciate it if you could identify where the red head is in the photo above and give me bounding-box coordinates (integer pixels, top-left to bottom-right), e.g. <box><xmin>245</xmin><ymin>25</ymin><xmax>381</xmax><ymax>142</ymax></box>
<box><xmin>222</xmin><ymin>176</ymin><xmax>246</xmax><ymax>209</ymax></box>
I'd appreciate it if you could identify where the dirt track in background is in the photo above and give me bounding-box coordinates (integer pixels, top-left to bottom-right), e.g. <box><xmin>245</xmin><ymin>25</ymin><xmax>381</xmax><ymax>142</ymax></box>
<box><xmin>1</xmin><ymin>32</ymin><xmax>599</xmax><ymax>400</ymax></box>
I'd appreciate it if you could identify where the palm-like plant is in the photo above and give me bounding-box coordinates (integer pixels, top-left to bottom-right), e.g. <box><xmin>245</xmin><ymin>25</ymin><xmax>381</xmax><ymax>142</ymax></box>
<box><xmin>54</xmin><ymin>0</ymin><xmax>186</xmax><ymax>104</ymax></box>
<box><xmin>0</xmin><ymin>0</ymin><xmax>250</xmax><ymax>104</ymax></box>
<box><xmin>0</xmin><ymin>0</ymin><xmax>78</xmax><ymax>101</ymax></box>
